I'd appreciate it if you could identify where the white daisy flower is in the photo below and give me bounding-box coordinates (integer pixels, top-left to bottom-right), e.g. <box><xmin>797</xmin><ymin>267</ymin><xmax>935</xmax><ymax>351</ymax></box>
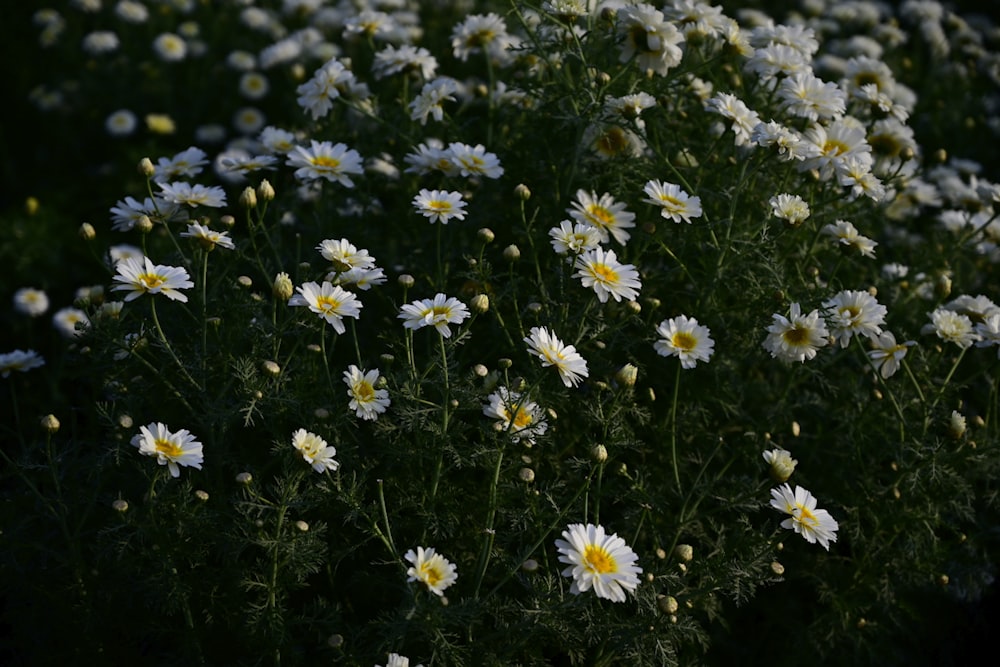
<box><xmin>555</xmin><ymin>523</ymin><xmax>643</xmax><ymax>602</ymax></box>
<box><xmin>653</xmin><ymin>315</ymin><xmax>715</xmax><ymax>368</ymax></box>
<box><xmin>405</xmin><ymin>546</ymin><xmax>458</xmax><ymax>596</ymax></box>
<box><xmin>524</xmin><ymin>326</ymin><xmax>589</xmax><ymax>388</ymax></box>
<box><xmin>770</xmin><ymin>484</ymin><xmax>839</xmax><ymax>550</ymax></box>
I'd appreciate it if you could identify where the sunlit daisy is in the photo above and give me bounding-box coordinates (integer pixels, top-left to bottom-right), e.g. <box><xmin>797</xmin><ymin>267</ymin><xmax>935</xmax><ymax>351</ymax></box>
<box><xmin>157</xmin><ymin>181</ymin><xmax>227</xmax><ymax>208</ymax></box>
<box><xmin>409</xmin><ymin>77</ymin><xmax>459</xmax><ymax>125</ymax></box>
<box><xmin>112</xmin><ymin>256</ymin><xmax>194</xmax><ymax>302</ymax></box>
<box><xmin>180</xmin><ymin>222</ymin><xmax>235</xmax><ymax>251</ymax></box>
<box><xmin>398</xmin><ymin>294</ymin><xmax>470</xmax><ymax>338</ymax></box>
<box><xmin>653</xmin><ymin>315</ymin><xmax>715</xmax><ymax>368</ymax></box>
<box><xmin>331</xmin><ymin>266</ymin><xmax>387</xmax><ymax>291</ymax></box>
<box><xmin>153</xmin><ymin>146</ymin><xmax>208</xmax><ymax>182</ymax></box>
<box><xmin>405</xmin><ymin>546</ymin><xmax>458</xmax><ymax>596</ymax></box>
<box><xmin>524</xmin><ymin>326</ymin><xmax>589</xmax><ymax>388</ymax></box>
<box><xmin>445</xmin><ymin>142</ymin><xmax>504</xmax><ymax>179</ymax></box>
<box><xmin>616</xmin><ymin>3</ymin><xmax>684</xmax><ymax>76</ymax></box>
<box><xmin>131</xmin><ymin>422</ymin><xmax>203</xmax><ymax>478</ymax></box>
<box><xmin>642</xmin><ymin>180</ymin><xmax>703</xmax><ymax>223</ymax></box>
<box><xmin>567</xmin><ymin>190</ymin><xmax>636</xmax><ymax>245</ymax></box>
<box><xmin>286</xmin><ymin>140</ymin><xmax>364</xmax><ymax>187</ymax></box>
<box><xmin>762</xmin><ymin>448</ymin><xmax>797</xmax><ymax>482</ymax></box>
<box><xmin>549</xmin><ymin>221</ymin><xmax>601</xmax><ymax>257</ymax></box>
<box><xmin>483</xmin><ymin>386</ymin><xmax>547</xmax><ymax>445</ymax></box>
<box><xmin>0</xmin><ymin>349</ymin><xmax>45</xmax><ymax>378</ymax></box>
<box><xmin>769</xmin><ymin>193</ymin><xmax>810</xmax><ymax>226</ymax></box>
<box><xmin>317</xmin><ymin>238</ymin><xmax>376</xmax><ymax>273</ymax></box>
<box><xmin>574</xmin><ymin>248</ymin><xmax>641</xmax><ymax>303</ymax></box>
<box><xmin>867</xmin><ymin>331</ymin><xmax>916</xmax><ymax>378</ymax></box>
<box><xmin>921</xmin><ymin>308</ymin><xmax>980</xmax><ymax>349</ymax></box>
<box><xmin>52</xmin><ymin>307</ymin><xmax>90</xmax><ymax>339</ymax></box>
<box><xmin>555</xmin><ymin>523</ymin><xmax>643</xmax><ymax>602</ymax></box>
<box><xmin>822</xmin><ymin>220</ymin><xmax>878</xmax><ymax>258</ymax></box>
<box><xmin>769</xmin><ymin>484</ymin><xmax>839</xmax><ymax>550</ymax></box>
<box><xmin>762</xmin><ymin>303</ymin><xmax>830</xmax><ymax>363</ymax></box>
<box><xmin>823</xmin><ymin>290</ymin><xmax>887</xmax><ymax>347</ymax></box>
<box><xmin>343</xmin><ymin>365</ymin><xmax>390</xmax><ymax>421</ymax></box>
<box><xmin>412</xmin><ymin>189</ymin><xmax>467</xmax><ymax>224</ymax></box>
<box><xmin>288</xmin><ymin>281</ymin><xmax>362</xmax><ymax>334</ymax></box>
<box><xmin>451</xmin><ymin>12</ymin><xmax>513</xmax><ymax>63</ymax></box>
<box><xmin>291</xmin><ymin>428</ymin><xmax>339</xmax><ymax>473</ymax></box>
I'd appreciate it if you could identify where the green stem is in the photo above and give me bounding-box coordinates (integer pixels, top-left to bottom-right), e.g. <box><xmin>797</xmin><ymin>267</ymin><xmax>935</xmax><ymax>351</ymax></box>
<box><xmin>150</xmin><ymin>298</ymin><xmax>203</xmax><ymax>392</ymax></box>
<box><xmin>669</xmin><ymin>362</ymin><xmax>682</xmax><ymax>494</ymax></box>
<box><xmin>429</xmin><ymin>334</ymin><xmax>452</xmax><ymax>503</ymax></box>
<box><xmin>473</xmin><ymin>447</ymin><xmax>504</xmax><ymax>598</ymax></box>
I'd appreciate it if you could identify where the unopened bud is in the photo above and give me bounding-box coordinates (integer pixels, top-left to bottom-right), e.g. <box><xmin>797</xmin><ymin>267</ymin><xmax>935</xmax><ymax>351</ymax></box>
<box><xmin>949</xmin><ymin>410</ymin><xmax>967</xmax><ymax>439</ymax></box>
<box><xmin>237</xmin><ymin>275</ymin><xmax>253</xmax><ymax>289</ymax></box>
<box><xmin>515</xmin><ymin>183</ymin><xmax>531</xmax><ymax>201</ymax></box>
<box><xmin>762</xmin><ymin>448</ymin><xmax>797</xmax><ymax>483</ymax></box>
<box><xmin>615</xmin><ymin>363</ymin><xmax>638</xmax><ymax>388</ymax></box>
<box><xmin>657</xmin><ymin>595</ymin><xmax>679</xmax><ymax>614</ymax></box>
<box><xmin>220</xmin><ymin>214</ymin><xmax>235</xmax><ymax>228</ymax></box>
<box><xmin>136</xmin><ymin>215</ymin><xmax>154</xmax><ymax>234</ymax></box>
<box><xmin>473</xmin><ymin>364</ymin><xmax>488</xmax><ymax>377</ymax></box>
<box><xmin>503</xmin><ymin>244</ymin><xmax>521</xmax><ymax>262</ymax></box>
<box><xmin>518</xmin><ymin>467</ymin><xmax>535</xmax><ymax>483</ymax></box>
<box><xmin>591</xmin><ymin>443</ymin><xmax>608</xmax><ymax>463</ymax></box>
<box><xmin>674</xmin><ymin>544</ymin><xmax>693</xmax><ymax>562</ymax></box>
<box><xmin>791</xmin><ymin>421</ymin><xmax>801</xmax><ymax>437</ymax></box>
<box><xmin>478</xmin><ymin>227</ymin><xmax>495</xmax><ymax>243</ymax></box>
<box><xmin>112</xmin><ymin>499</ymin><xmax>129</xmax><ymax>513</ymax></box>
<box><xmin>273</xmin><ymin>272</ymin><xmax>294</xmax><ymax>301</ymax></box>
<box><xmin>236</xmin><ymin>472</ymin><xmax>253</xmax><ymax>485</ymax></box>
<box><xmin>40</xmin><ymin>414</ymin><xmax>60</xmax><ymax>434</ymax></box>
<box><xmin>398</xmin><ymin>274</ymin><xmax>415</xmax><ymax>289</ymax></box>
<box><xmin>79</xmin><ymin>222</ymin><xmax>96</xmax><ymax>241</ymax></box>
<box><xmin>262</xmin><ymin>360</ymin><xmax>281</xmax><ymax>376</ymax></box>
<box><xmin>470</xmin><ymin>293</ymin><xmax>490</xmax><ymax>314</ymax></box>
<box><xmin>118</xmin><ymin>414</ymin><xmax>134</xmax><ymax>429</ymax></box>
<box><xmin>771</xmin><ymin>561</ymin><xmax>785</xmax><ymax>575</ymax></box>
<box><xmin>327</xmin><ymin>634</ymin><xmax>344</xmax><ymax>648</ymax></box>
<box><xmin>498</xmin><ymin>358</ymin><xmax>513</xmax><ymax>370</ymax></box>
<box><xmin>314</xmin><ymin>407</ymin><xmax>330</xmax><ymax>419</ymax></box>
<box><xmin>295</xmin><ymin>520</ymin><xmax>309</xmax><ymax>532</ymax></box>
<box><xmin>240</xmin><ymin>186</ymin><xmax>257</xmax><ymax>209</ymax></box>
<box><xmin>257</xmin><ymin>179</ymin><xmax>275</xmax><ymax>202</ymax></box>
<box><xmin>521</xmin><ymin>558</ymin><xmax>539</xmax><ymax>572</ymax></box>
<box><xmin>194</xmin><ymin>489</ymin><xmax>209</xmax><ymax>502</ymax></box>
<box><xmin>138</xmin><ymin>157</ymin><xmax>155</xmax><ymax>177</ymax></box>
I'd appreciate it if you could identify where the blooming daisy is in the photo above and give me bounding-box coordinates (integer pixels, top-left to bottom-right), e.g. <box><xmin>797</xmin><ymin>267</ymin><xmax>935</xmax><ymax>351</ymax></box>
<box><xmin>769</xmin><ymin>193</ymin><xmax>810</xmax><ymax>226</ymax></box>
<box><xmin>157</xmin><ymin>181</ymin><xmax>227</xmax><ymax>209</ymax></box>
<box><xmin>131</xmin><ymin>422</ymin><xmax>203</xmax><ymax>478</ymax></box>
<box><xmin>288</xmin><ymin>281</ymin><xmax>362</xmax><ymax>334</ymax></box>
<box><xmin>372</xmin><ymin>43</ymin><xmax>438</xmax><ymax>81</ymax></box>
<box><xmin>974</xmin><ymin>314</ymin><xmax>1000</xmax><ymax>357</ymax></box>
<box><xmin>291</xmin><ymin>428</ymin><xmax>339</xmax><ymax>473</ymax></box>
<box><xmin>653</xmin><ymin>315</ymin><xmax>715</xmax><ymax>368</ymax></box>
<box><xmin>377</xmin><ymin>654</ymin><xmax>422</xmax><ymax>667</ymax></box>
<box><xmin>769</xmin><ymin>484</ymin><xmax>839</xmax><ymax>550</ymax></box>
<box><xmin>405</xmin><ymin>546</ymin><xmax>458</xmax><ymax>596</ymax></box>
<box><xmin>642</xmin><ymin>180</ymin><xmax>703</xmax><ymax>223</ymax></box>
<box><xmin>412</xmin><ymin>189</ymin><xmax>467</xmax><ymax>224</ymax></box>
<box><xmin>524</xmin><ymin>326</ymin><xmax>589</xmax><ymax>388</ymax></box>
<box><xmin>549</xmin><ymin>221</ymin><xmax>601</xmax><ymax>257</ymax></box>
<box><xmin>555</xmin><ymin>523</ymin><xmax>643</xmax><ymax>602</ymax></box>
<box><xmin>409</xmin><ymin>77</ymin><xmax>459</xmax><ymax>125</ymax></box>
<box><xmin>445</xmin><ymin>142</ymin><xmax>504</xmax><ymax>179</ymax></box>
<box><xmin>398</xmin><ymin>294</ymin><xmax>470</xmax><ymax>338</ymax></box>
<box><xmin>403</xmin><ymin>139</ymin><xmax>459</xmax><ymax>176</ymax></box>
<box><xmin>762</xmin><ymin>448</ymin><xmax>797</xmax><ymax>483</ymax></box>
<box><xmin>153</xmin><ymin>146</ymin><xmax>208</xmax><ymax>182</ymax></box>
<box><xmin>105</xmin><ymin>109</ymin><xmax>137</xmax><ymax>137</ymax></box>
<box><xmin>180</xmin><ymin>222</ymin><xmax>235</xmax><ymax>251</ymax></box>
<box><xmin>0</xmin><ymin>349</ymin><xmax>45</xmax><ymax>378</ymax></box>
<box><xmin>867</xmin><ymin>331</ymin><xmax>916</xmax><ymax>378</ymax></box>
<box><xmin>286</xmin><ymin>140</ymin><xmax>364</xmax><ymax>187</ymax></box>
<box><xmin>451</xmin><ymin>12</ymin><xmax>513</xmax><ymax>63</ymax></box>
<box><xmin>295</xmin><ymin>59</ymin><xmax>350</xmax><ymax>120</ymax></box>
<box><xmin>317</xmin><ymin>238</ymin><xmax>376</xmax><ymax>273</ymax></box>
<box><xmin>152</xmin><ymin>32</ymin><xmax>187</xmax><ymax>62</ymax></box>
<box><xmin>821</xmin><ymin>220</ymin><xmax>878</xmax><ymax>258</ymax></box>
<box><xmin>823</xmin><ymin>290</ymin><xmax>887</xmax><ymax>347</ymax></box>
<box><xmin>921</xmin><ymin>308</ymin><xmax>980</xmax><ymax>349</ymax></box>
<box><xmin>13</xmin><ymin>287</ymin><xmax>49</xmax><ymax>317</ymax></box>
<box><xmin>343</xmin><ymin>365</ymin><xmax>390</xmax><ymax>421</ymax></box>
<box><xmin>705</xmin><ymin>92</ymin><xmax>762</xmax><ymax>147</ymax></box>
<box><xmin>777</xmin><ymin>71</ymin><xmax>846</xmax><ymax>122</ymax></box>
<box><xmin>482</xmin><ymin>386</ymin><xmax>547</xmax><ymax>445</ymax></box>
<box><xmin>331</xmin><ymin>266</ymin><xmax>387</xmax><ymax>291</ymax></box>
<box><xmin>762</xmin><ymin>303</ymin><xmax>830</xmax><ymax>363</ymax></box>
<box><xmin>567</xmin><ymin>190</ymin><xmax>636</xmax><ymax>245</ymax></box>
<box><xmin>112</xmin><ymin>256</ymin><xmax>194</xmax><ymax>303</ymax></box>
<box><xmin>616</xmin><ymin>3</ymin><xmax>684</xmax><ymax>76</ymax></box>
<box><xmin>574</xmin><ymin>248</ymin><xmax>641</xmax><ymax>303</ymax></box>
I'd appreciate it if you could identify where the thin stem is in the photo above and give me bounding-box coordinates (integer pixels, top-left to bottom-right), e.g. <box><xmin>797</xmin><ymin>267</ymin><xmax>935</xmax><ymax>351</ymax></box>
<box><xmin>149</xmin><ymin>298</ymin><xmax>203</xmax><ymax>392</ymax></box>
<box><xmin>429</xmin><ymin>334</ymin><xmax>451</xmax><ymax>503</ymax></box>
<box><xmin>473</xmin><ymin>446</ymin><xmax>504</xmax><ymax>598</ymax></box>
<box><xmin>669</xmin><ymin>362</ymin><xmax>682</xmax><ymax>494</ymax></box>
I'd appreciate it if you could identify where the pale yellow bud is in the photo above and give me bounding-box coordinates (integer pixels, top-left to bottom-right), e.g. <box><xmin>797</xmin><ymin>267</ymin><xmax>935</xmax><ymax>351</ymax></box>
<box><xmin>272</xmin><ymin>272</ymin><xmax>294</xmax><ymax>301</ymax></box>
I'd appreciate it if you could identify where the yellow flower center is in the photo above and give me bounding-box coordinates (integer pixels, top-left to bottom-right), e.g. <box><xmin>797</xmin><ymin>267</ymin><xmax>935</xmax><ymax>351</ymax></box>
<box><xmin>587</xmin><ymin>205</ymin><xmax>614</xmax><ymax>227</ymax></box>
<box><xmin>139</xmin><ymin>272</ymin><xmax>165</xmax><ymax>289</ymax></box>
<box><xmin>596</xmin><ymin>127</ymin><xmax>630</xmax><ymax>156</ymax></box>
<box><xmin>658</xmin><ymin>194</ymin><xmax>683</xmax><ymax>208</ymax></box>
<box><xmin>430</xmin><ymin>305</ymin><xmax>451</xmax><ymax>317</ymax></box>
<box><xmin>796</xmin><ymin>504</ymin><xmax>818</xmax><ymax>527</ymax></box>
<box><xmin>671</xmin><ymin>331</ymin><xmax>697</xmax><ymax>351</ymax></box>
<box><xmin>316</xmin><ymin>295</ymin><xmax>342</xmax><ymax>314</ymax></box>
<box><xmin>783</xmin><ymin>326</ymin><xmax>810</xmax><ymax>345</ymax></box>
<box><xmin>591</xmin><ymin>263</ymin><xmax>619</xmax><ymax>283</ymax></box>
<box><xmin>154</xmin><ymin>438</ymin><xmax>183</xmax><ymax>459</ymax></box>
<box><xmin>311</xmin><ymin>155</ymin><xmax>341</xmax><ymax>169</ymax></box>
<box><xmin>822</xmin><ymin>139</ymin><xmax>849</xmax><ymax>157</ymax></box>
<box><xmin>420</xmin><ymin>562</ymin><xmax>443</xmax><ymax>586</ymax></box>
<box><xmin>583</xmin><ymin>544</ymin><xmax>617</xmax><ymax>575</ymax></box>
<box><xmin>512</xmin><ymin>407</ymin><xmax>533</xmax><ymax>429</ymax></box>
<box><xmin>427</xmin><ymin>200</ymin><xmax>451</xmax><ymax>212</ymax></box>
<box><xmin>355</xmin><ymin>381</ymin><xmax>375</xmax><ymax>402</ymax></box>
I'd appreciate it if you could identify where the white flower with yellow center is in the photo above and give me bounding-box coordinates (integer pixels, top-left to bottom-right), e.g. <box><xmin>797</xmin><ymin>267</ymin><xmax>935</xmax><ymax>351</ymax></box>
<box><xmin>412</xmin><ymin>189</ymin><xmax>467</xmax><ymax>224</ymax></box>
<box><xmin>654</xmin><ymin>315</ymin><xmax>715</xmax><ymax>368</ymax></box>
<box><xmin>13</xmin><ymin>287</ymin><xmax>49</xmax><ymax>317</ymax></box>
<box><xmin>405</xmin><ymin>546</ymin><xmax>458</xmax><ymax>596</ymax></box>
<box><xmin>549</xmin><ymin>220</ymin><xmax>601</xmax><ymax>257</ymax></box>
<box><xmin>291</xmin><ymin>428</ymin><xmax>339</xmax><ymax>473</ymax></box>
<box><xmin>180</xmin><ymin>223</ymin><xmax>235</xmax><ymax>251</ymax></box>
<box><xmin>0</xmin><ymin>349</ymin><xmax>45</xmax><ymax>378</ymax></box>
<box><xmin>288</xmin><ymin>281</ymin><xmax>362</xmax><ymax>334</ymax></box>
<box><xmin>157</xmin><ymin>181</ymin><xmax>227</xmax><ymax>208</ymax></box>
<box><xmin>286</xmin><ymin>140</ymin><xmax>363</xmax><ymax>186</ymax></box>
<box><xmin>567</xmin><ymin>189</ymin><xmax>636</xmax><ymax>245</ymax></box>
<box><xmin>555</xmin><ymin>523</ymin><xmax>643</xmax><ymax>602</ymax></box>
<box><xmin>642</xmin><ymin>179</ymin><xmax>703</xmax><ymax>223</ymax></box>
<box><xmin>762</xmin><ymin>302</ymin><xmax>830</xmax><ymax>363</ymax></box>
<box><xmin>867</xmin><ymin>331</ymin><xmax>916</xmax><ymax>378</ymax></box>
<box><xmin>112</xmin><ymin>256</ymin><xmax>194</xmax><ymax>303</ymax></box>
<box><xmin>398</xmin><ymin>294</ymin><xmax>470</xmax><ymax>338</ymax></box>
<box><xmin>343</xmin><ymin>365</ymin><xmax>390</xmax><ymax>421</ymax></box>
<box><xmin>769</xmin><ymin>193</ymin><xmax>810</xmax><ymax>226</ymax></box>
<box><xmin>445</xmin><ymin>142</ymin><xmax>504</xmax><ymax>179</ymax></box>
<box><xmin>132</xmin><ymin>422</ymin><xmax>203</xmax><ymax>478</ymax></box>
<box><xmin>823</xmin><ymin>290</ymin><xmax>887</xmax><ymax>348</ymax></box>
<box><xmin>483</xmin><ymin>387</ymin><xmax>547</xmax><ymax>445</ymax></box>
<box><xmin>574</xmin><ymin>248</ymin><xmax>642</xmax><ymax>303</ymax></box>
<box><xmin>821</xmin><ymin>219</ymin><xmax>878</xmax><ymax>258</ymax></box>
<box><xmin>921</xmin><ymin>308</ymin><xmax>980</xmax><ymax>349</ymax></box>
<box><xmin>524</xmin><ymin>326</ymin><xmax>589</xmax><ymax>388</ymax></box>
<box><xmin>769</xmin><ymin>484</ymin><xmax>839</xmax><ymax>550</ymax></box>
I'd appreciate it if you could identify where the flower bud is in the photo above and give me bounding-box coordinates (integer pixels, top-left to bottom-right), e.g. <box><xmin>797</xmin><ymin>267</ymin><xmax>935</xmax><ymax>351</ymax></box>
<box><xmin>314</xmin><ymin>407</ymin><xmax>330</xmax><ymax>419</ymax></box>
<box><xmin>477</xmin><ymin>227</ymin><xmax>495</xmax><ymax>243</ymax></box>
<box><xmin>591</xmin><ymin>443</ymin><xmax>608</xmax><ymax>463</ymax></box>
<box><xmin>503</xmin><ymin>244</ymin><xmax>521</xmax><ymax>262</ymax></box>
<box><xmin>236</xmin><ymin>472</ymin><xmax>253</xmax><ymax>485</ymax></box>
<box><xmin>136</xmin><ymin>215</ymin><xmax>154</xmax><ymax>234</ymax></box>
<box><xmin>295</xmin><ymin>520</ymin><xmax>309</xmax><ymax>532</ymax></box>
<box><xmin>949</xmin><ymin>410</ymin><xmax>967</xmax><ymax>439</ymax></box>
<box><xmin>194</xmin><ymin>489</ymin><xmax>209</xmax><ymax>502</ymax></box>
<box><xmin>112</xmin><ymin>499</ymin><xmax>129</xmax><ymax>513</ymax></box>
<box><xmin>763</xmin><ymin>448</ymin><xmax>797</xmax><ymax>482</ymax></box>
<box><xmin>515</xmin><ymin>183</ymin><xmax>531</xmax><ymax>201</ymax></box>
<box><xmin>771</xmin><ymin>561</ymin><xmax>785</xmax><ymax>575</ymax></box>
<box><xmin>521</xmin><ymin>558</ymin><xmax>539</xmax><ymax>572</ymax></box>
<box><xmin>398</xmin><ymin>274</ymin><xmax>415</xmax><ymax>289</ymax></box>
<box><xmin>470</xmin><ymin>293</ymin><xmax>490</xmax><ymax>314</ymax></box>
<box><xmin>118</xmin><ymin>414</ymin><xmax>134</xmax><ymax>429</ymax></box>
<box><xmin>220</xmin><ymin>214</ymin><xmax>236</xmax><ymax>228</ymax></box>
<box><xmin>40</xmin><ymin>414</ymin><xmax>60</xmax><ymax>434</ymax></box>
<box><xmin>262</xmin><ymin>360</ymin><xmax>281</xmax><ymax>376</ymax></box>
<box><xmin>79</xmin><ymin>222</ymin><xmax>96</xmax><ymax>241</ymax></box>
<box><xmin>498</xmin><ymin>358</ymin><xmax>513</xmax><ymax>370</ymax></box>
<box><xmin>239</xmin><ymin>186</ymin><xmax>257</xmax><ymax>209</ymax></box>
<box><xmin>138</xmin><ymin>157</ymin><xmax>155</xmax><ymax>177</ymax></box>
<box><xmin>674</xmin><ymin>544</ymin><xmax>693</xmax><ymax>562</ymax></box>
<box><xmin>257</xmin><ymin>179</ymin><xmax>275</xmax><ymax>202</ymax></box>
<box><xmin>657</xmin><ymin>595</ymin><xmax>679</xmax><ymax>614</ymax></box>
<box><xmin>272</xmin><ymin>272</ymin><xmax>294</xmax><ymax>301</ymax></box>
<box><xmin>25</xmin><ymin>197</ymin><xmax>39</xmax><ymax>216</ymax></box>
<box><xmin>518</xmin><ymin>467</ymin><xmax>535</xmax><ymax>483</ymax></box>
<box><xmin>327</xmin><ymin>634</ymin><xmax>344</xmax><ymax>648</ymax></box>
<box><xmin>237</xmin><ymin>275</ymin><xmax>253</xmax><ymax>289</ymax></box>
<box><xmin>615</xmin><ymin>363</ymin><xmax>638</xmax><ymax>388</ymax></box>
